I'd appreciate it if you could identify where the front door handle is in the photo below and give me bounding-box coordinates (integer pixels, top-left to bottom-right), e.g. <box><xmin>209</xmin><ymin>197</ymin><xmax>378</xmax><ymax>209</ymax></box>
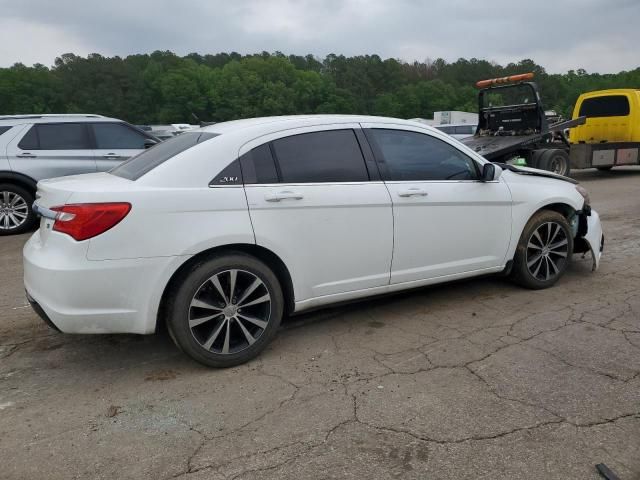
<box><xmin>17</xmin><ymin>152</ymin><xmax>37</xmax><ymax>158</ymax></box>
<box><xmin>103</xmin><ymin>153</ymin><xmax>123</xmax><ymax>159</ymax></box>
<box><xmin>397</xmin><ymin>188</ymin><xmax>429</xmax><ymax>197</ymax></box>
<box><xmin>264</xmin><ymin>191</ymin><xmax>304</xmax><ymax>202</ymax></box>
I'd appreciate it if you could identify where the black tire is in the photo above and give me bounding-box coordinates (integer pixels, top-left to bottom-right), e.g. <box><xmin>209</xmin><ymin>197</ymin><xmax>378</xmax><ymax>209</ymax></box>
<box><xmin>510</xmin><ymin>210</ymin><xmax>573</xmax><ymax>289</ymax></box>
<box><xmin>537</xmin><ymin>149</ymin><xmax>571</xmax><ymax>177</ymax></box>
<box><xmin>529</xmin><ymin>149</ymin><xmax>546</xmax><ymax>169</ymax></box>
<box><xmin>0</xmin><ymin>183</ymin><xmax>37</xmax><ymax>236</ymax></box>
<box><xmin>596</xmin><ymin>166</ymin><xmax>613</xmax><ymax>171</ymax></box>
<box><xmin>165</xmin><ymin>253</ymin><xmax>284</xmax><ymax>368</ymax></box>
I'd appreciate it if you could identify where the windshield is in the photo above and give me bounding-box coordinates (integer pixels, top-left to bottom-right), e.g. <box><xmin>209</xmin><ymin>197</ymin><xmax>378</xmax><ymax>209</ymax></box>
<box><xmin>110</xmin><ymin>132</ymin><xmax>219</xmax><ymax>180</ymax></box>
<box><xmin>481</xmin><ymin>84</ymin><xmax>538</xmax><ymax>110</ymax></box>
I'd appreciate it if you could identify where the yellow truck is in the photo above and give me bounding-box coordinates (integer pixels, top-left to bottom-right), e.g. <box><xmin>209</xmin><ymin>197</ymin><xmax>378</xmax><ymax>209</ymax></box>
<box><xmin>569</xmin><ymin>89</ymin><xmax>640</xmax><ymax>170</ymax></box>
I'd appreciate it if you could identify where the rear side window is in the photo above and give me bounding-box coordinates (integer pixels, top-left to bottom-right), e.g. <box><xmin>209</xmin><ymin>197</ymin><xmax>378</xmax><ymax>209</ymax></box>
<box><xmin>579</xmin><ymin>95</ymin><xmax>630</xmax><ymax>118</ymax></box>
<box><xmin>0</xmin><ymin>126</ymin><xmax>11</xmax><ymax>136</ymax></box>
<box><xmin>18</xmin><ymin>126</ymin><xmax>39</xmax><ymax>150</ymax></box>
<box><xmin>240</xmin><ymin>144</ymin><xmax>279</xmax><ymax>184</ymax></box>
<box><xmin>110</xmin><ymin>132</ymin><xmax>218</xmax><ymax>180</ymax></box>
<box><xmin>93</xmin><ymin>123</ymin><xmax>148</xmax><ymax>149</ymax></box>
<box><xmin>271</xmin><ymin>129</ymin><xmax>369</xmax><ymax>183</ymax></box>
<box><xmin>18</xmin><ymin>123</ymin><xmax>91</xmax><ymax>150</ymax></box>
<box><xmin>366</xmin><ymin>129</ymin><xmax>479</xmax><ymax>181</ymax></box>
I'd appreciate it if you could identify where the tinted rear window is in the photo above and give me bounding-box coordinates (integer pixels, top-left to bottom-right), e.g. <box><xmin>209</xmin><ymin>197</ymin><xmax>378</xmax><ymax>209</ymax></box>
<box><xmin>18</xmin><ymin>123</ymin><xmax>92</xmax><ymax>150</ymax></box>
<box><xmin>0</xmin><ymin>126</ymin><xmax>11</xmax><ymax>136</ymax></box>
<box><xmin>271</xmin><ymin>129</ymin><xmax>369</xmax><ymax>183</ymax></box>
<box><xmin>18</xmin><ymin>126</ymin><xmax>39</xmax><ymax>150</ymax></box>
<box><xmin>110</xmin><ymin>132</ymin><xmax>218</xmax><ymax>180</ymax></box>
<box><xmin>240</xmin><ymin>143</ymin><xmax>279</xmax><ymax>184</ymax></box>
<box><xmin>579</xmin><ymin>95</ymin><xmax>630</xmax><ymax>118</ymax></box>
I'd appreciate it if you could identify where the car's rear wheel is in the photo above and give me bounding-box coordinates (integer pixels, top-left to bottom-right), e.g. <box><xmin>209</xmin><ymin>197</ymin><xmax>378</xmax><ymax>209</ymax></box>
<box><xmin>511</xmin><ymin>210</ymin><xmax>573</xmax><ymax>289</ymax></box>
<box><xmin>0</xmin><ymin>184</ymin><xmax>36</xmax><ymax>236</ymax></box>
<box><xmin>166</xmin><ymin>253</ymin><xmax>284</xmax><ymax>368</ymax></box>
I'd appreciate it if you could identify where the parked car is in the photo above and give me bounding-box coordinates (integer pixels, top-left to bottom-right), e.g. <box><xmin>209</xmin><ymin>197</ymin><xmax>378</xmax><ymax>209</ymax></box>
<box><xmin>0</xmin><ymin>114</ymin><xmax>159</xmax><ymax>235</ymax></box>
<box><xmin>434</xmin><ymin>123</ymin><xmax>477</xmax><ymax>140</ymax></box>
<box><xmin>24</xmin><ymin>115</ymin><xmax>603</xmax><ymax>368</ymax></box>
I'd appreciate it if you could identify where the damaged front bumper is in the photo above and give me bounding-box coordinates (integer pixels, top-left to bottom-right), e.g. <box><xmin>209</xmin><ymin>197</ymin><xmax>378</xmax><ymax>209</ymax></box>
<box><xmin>575</xmin><ymin>207</ymin><xmax>604</xmax><ymax>271</ymax></box>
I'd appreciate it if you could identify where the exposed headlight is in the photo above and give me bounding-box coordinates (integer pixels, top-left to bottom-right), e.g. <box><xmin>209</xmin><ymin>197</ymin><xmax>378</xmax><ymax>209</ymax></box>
<box><xmin>575</xmin><ymin>185</ymin><xmax>590</xmax><ymax>206</ymax></box>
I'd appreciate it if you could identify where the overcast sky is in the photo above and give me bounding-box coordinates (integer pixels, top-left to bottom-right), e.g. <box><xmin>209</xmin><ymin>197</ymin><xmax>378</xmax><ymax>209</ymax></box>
<box><xmin>0</xmin><ymin>0</ymin><xmax>638</xmax><ymax>73</ymax></box>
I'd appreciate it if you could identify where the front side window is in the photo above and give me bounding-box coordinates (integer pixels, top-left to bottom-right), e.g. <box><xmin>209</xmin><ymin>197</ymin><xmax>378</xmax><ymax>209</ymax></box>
<box><xmin>579</xmin><ymin>95</ymin><xmax>630</xmax><ymax>118</ymax></box>
<box><xmin>367</xmin><ymin>129</ymin><xmax>479</xmax><ymax>181</ymax></box>
<box><xmin>110</xmin><ymin>132</ymin><xmax>218</xmax><ymax>180</ymax></box>
<box><xmin>271</xmin><ymin>129</ymin><xmax>369</xmax><ymax>183</ymax></box>
<box><xmin>93</xmin><ymin>123</ymin><xmax>148</xmax><ymax>149</ymax></box>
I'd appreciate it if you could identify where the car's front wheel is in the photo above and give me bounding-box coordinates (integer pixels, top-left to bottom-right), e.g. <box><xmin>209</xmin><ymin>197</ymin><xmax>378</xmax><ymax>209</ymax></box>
<box><xmin>166</xmin><ymin>253</ymin><xmax>284</xmax><ymax>368</ymax></box>
<box><xmin>0</xmin><ymin>183</ymin><xmax>36</xmax><ymax>236</ymax></box>
<box><xmin>511</xmin><ymin>210</ymin><xmax>573</xmax><ymax>289</ymax></box>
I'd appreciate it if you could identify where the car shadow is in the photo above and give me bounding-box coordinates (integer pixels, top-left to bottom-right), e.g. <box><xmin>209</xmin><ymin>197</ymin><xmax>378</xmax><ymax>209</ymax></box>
<box><xmin>14</xmin><ymin>255</ymin><xmax>596</xmax><ymax>375</ymax></box>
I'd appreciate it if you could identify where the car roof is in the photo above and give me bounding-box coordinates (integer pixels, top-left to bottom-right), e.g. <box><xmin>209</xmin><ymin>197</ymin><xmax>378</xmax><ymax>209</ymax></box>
<box><xmin>0</xmin><ymin>114</ymin><xmax>122</xmax><ymax>126</ymax></box>
<box><xmin>198</xmin><ymin>114</ymin><xmax>441</xmax><ymax>136</ymax></box>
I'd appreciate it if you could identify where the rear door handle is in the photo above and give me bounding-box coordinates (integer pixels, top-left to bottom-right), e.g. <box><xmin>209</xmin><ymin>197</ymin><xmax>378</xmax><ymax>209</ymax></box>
<box><xmin>264</xmin><ymin>191</ymin><xmax>304</xmax><ymax>202</ymax></box>
<box><xmin>397</xmin><ymin>188</ymin><xmax>429</xmax><ymax>197</ymax></box>
<box><xmin>17</xmin><ymin>152</ymin><xmax>37</xmax><ymax>158</ymax></box>
<box><xmin>103</xmin><ymin>153</ymin><xmax>123</xmax><ymax>159</ymax></box>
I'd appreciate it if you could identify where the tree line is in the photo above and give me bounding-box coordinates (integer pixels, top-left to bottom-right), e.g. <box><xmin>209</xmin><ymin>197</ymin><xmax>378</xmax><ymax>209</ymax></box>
<box><xmin>1</xmin><ymin>51</ymin><xmax>639</xmax><ymax>124</ymax></box>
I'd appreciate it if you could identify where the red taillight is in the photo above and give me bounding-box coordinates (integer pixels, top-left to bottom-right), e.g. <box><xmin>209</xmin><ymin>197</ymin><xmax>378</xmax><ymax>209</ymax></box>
<box><xmin>51</xmin><ymin>203</ymin><xmax>131</xmax><ymax>241</ymax></box>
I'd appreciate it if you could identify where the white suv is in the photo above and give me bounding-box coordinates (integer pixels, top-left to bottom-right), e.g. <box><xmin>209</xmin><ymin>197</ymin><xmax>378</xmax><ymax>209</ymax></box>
<box><xmin>24</xmin><ymin>115</ymin><xmax>603</xmax><ymax>367</ymax></box>
<box><xmin>0</xmin><ymin>114</ymin><xmax>158</xmax><ymax>235</ymax></box>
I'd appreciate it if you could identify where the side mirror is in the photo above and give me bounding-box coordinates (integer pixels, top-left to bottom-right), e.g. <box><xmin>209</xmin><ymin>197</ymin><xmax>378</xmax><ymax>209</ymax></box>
<box><xmin>481</xmin><ymin>163</ymin><xmax>501</xmax><ymax>182</ymax></box>
<box><xmin>144</xmin><ymin>138</ymin><xmax>158</xmax><ymax>149</ymax></box>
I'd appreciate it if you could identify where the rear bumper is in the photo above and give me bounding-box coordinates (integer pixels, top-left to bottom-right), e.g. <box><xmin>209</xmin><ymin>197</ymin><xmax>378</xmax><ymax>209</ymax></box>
<box><xmin>23</xmin><ymin>230</ymin><xmax>187</xmax><ymax>334</ymax></box>
<box><xmin>26</xmin><ymin>290</ymin><xmax>61</xmax><ymax>332</ymax></box>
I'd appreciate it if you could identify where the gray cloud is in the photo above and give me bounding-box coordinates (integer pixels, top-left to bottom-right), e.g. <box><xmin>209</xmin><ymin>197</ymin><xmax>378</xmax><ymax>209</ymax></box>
<box><xmin>0</xmin><ymin>0</ymin><xmax>638</xmax><ymax>73</ymax></box>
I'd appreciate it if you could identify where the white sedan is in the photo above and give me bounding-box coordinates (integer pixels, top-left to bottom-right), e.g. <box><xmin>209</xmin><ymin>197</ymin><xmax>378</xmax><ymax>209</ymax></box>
<box><xmin>24</xmin><ymin>115</ymin><xmax>603</xmax><ymax>367</ymax></box>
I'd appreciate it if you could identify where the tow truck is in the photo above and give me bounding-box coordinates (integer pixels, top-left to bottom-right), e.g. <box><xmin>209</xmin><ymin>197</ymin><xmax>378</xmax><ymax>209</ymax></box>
<box><xmin>461</xmin><ymin>73</ymin><xmax>585</xmax><ymax>176</ymax></box>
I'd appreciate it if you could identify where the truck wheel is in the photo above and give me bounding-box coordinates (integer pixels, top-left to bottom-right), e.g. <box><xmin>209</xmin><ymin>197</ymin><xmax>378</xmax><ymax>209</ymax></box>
<box><xmin>529</xmin><ymin>150</ymin><xmax>546</xmax><ymax>169</ymax></box>
<box><xmin>538</xmin><ymin>149</ymin><xmax>571</xmax><ymax>176</ymax></box>
<box><xmin>0</xmin><ymin>183</ymin><xmax>37</xmax><ymax>236</ymax></box>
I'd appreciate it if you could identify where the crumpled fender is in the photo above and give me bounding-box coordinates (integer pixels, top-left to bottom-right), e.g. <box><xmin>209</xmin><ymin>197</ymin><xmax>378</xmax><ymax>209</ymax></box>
<box><xmin>583</xmin><ymin>209</ymin><xmax>603</xmax><ymax>271</ymax></box>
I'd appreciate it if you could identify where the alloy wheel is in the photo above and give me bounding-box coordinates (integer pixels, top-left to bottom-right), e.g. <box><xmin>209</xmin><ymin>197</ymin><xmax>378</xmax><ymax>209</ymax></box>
<box><xmin>0</xmin><ymin>191</ymin><xmax>29</xmax><ymax>231</ymax></box>
<box><xmin>188</xmin><ymin>269</ymin><xmax>272</xmax><ymax>355</ymax></box>
<box><xmin>526</xmin><ymin>222</ymin><xmax>569</xmax><ymax>281</ymax></box>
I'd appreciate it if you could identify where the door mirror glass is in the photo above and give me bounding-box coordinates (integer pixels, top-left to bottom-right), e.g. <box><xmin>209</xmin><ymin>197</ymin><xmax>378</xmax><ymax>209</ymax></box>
<box><xmin>481</xmin><ymin>163</ymin><xmax>500</xmax><ymax>181</ymax></box>
<box><xmin>144</xmin><ymin>138</ymin><xmax>158</xmax><ymax>149</ymax></box>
